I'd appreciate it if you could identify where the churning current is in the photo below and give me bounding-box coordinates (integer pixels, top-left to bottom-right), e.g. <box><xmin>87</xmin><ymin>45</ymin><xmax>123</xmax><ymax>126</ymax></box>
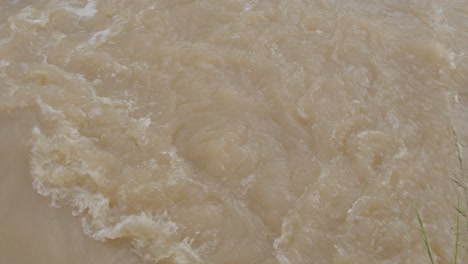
<box><xmin>1</xmin><ymin>0</ymin><xmax>467</xmax><ymax>263</ymax></box>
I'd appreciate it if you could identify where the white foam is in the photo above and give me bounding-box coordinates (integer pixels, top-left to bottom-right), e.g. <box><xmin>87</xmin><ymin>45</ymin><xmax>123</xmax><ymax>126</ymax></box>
<box><xmin>63</xmin><ymin>0</ymin><xmax>98</xmax><ymax>18</ymax></box>
<box><xmin>273</xmin><ymin>220</ymin><xmax>293</xmax><ymax>264</ymax></box>
<box><xmin>240</xmin><ymin>173</ymin><xmax>256</xmax><ymax>195</ymax></box>
<box><xmin>386</xmin><ymin>112</ymin><xmax>400</xmax><ymax>129</ymax></box>
<box><xmin>74</xmin><ymin>27</ymin><xmax>114</xmax><ymax>52</ymax></box>
<box><xmin>448</xmin><ymin>50</ymin><xmax>457</xmax><ymax>69</ymax></box>
<box><xmin>243</xmin><ymin>0</ymin><xmax>259</xmax><ymax>11</ymax></box>
<box><xmin>172</xmin><ymin>237</ymin><xmax>202</xmax><ymax>263</ymax></box>
<box><xmin>32</xmin><ymin>126</ymin><xmax>41</xmax><ymax>135</ymax></box>
<box><xmin>93</xmin><ymin>211</ymin><xmax>178</xmax><ymax>240</ymax></box>
<box><xmin>395</xmin><ymin>146</ymin><xmax>408</xmax><ymax>159</ymax></box>
<box><xmin>139</xmin><ymin>116</ymin><xmax>152</xmax><ymax>128</ymax></box>
<box><xmin>36</xmin><ymin>98</ymin><xmax>64</xmax><ymax>117</ymax></box>
<box><xmin>87</xmin><ymin>28</ymin><xmax>112</xmax><ymax>46</ymax></box>
<box><xmin>14</xmin><ymin>7</ymin><xmax>49</xmax><ymax>26</ymax></box>
<box><xmin>0</xmin><ymin>60</ymin><xmax>9</xmax><ymax>68</ymax></box>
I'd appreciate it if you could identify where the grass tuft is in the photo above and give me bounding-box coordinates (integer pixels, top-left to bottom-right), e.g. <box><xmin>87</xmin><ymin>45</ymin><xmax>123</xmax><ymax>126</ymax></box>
<box><xmin>410</xmin><ymin>199</ymin><xmax>435</xmax><ymax>264</ymax></box>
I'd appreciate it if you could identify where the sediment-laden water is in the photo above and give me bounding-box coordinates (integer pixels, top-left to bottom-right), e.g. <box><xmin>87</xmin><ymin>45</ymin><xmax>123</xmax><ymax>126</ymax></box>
<box><xmin>1</xmin><ymin>0</ymin><xmax>467</xmax><ymax>263</ymax></box>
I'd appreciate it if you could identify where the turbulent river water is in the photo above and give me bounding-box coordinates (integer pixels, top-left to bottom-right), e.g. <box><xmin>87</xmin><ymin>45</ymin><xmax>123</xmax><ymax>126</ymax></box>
<box><xmin>1</xmin><ymin>0</ymin><xmax>467</xmax><ymax>263</ymax></box>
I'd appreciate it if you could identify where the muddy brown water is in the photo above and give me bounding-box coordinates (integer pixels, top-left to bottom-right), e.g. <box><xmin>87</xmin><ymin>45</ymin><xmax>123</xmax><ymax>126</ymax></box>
<box><xmin>1</xmin><ymin>0</ymin><xmax>467</xmax><ymax>263</ymax></box>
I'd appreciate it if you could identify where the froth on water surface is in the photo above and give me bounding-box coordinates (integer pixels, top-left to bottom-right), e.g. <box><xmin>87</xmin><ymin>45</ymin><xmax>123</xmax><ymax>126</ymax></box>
<box><xmin>1</xmin><ymin>0</ymin><xmax>467</xmax><ymax>263</ymax></box>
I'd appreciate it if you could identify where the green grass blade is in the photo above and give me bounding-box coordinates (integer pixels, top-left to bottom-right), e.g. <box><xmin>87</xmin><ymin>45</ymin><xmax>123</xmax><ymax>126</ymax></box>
<box><xmin>410</xmin><ymin>200</ymin><xmax>434</xmax><ymax>264</ymax></box>
<box><xmin>451</xmin><ymin>177</ymin><xmax>468</xmax><ymax>241</ymax></box>
<box><xmin>454</xmin><ymin>197</ymin><xmax>460</xmax><ymax>264</ymax></box>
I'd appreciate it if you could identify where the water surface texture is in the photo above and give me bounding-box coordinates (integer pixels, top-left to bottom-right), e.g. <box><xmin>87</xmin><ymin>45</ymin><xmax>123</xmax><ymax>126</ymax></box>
<box><xmin>1</xmin><ymin>0</ymin><xmax>467</xmax><ymax>263</ymax></box>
